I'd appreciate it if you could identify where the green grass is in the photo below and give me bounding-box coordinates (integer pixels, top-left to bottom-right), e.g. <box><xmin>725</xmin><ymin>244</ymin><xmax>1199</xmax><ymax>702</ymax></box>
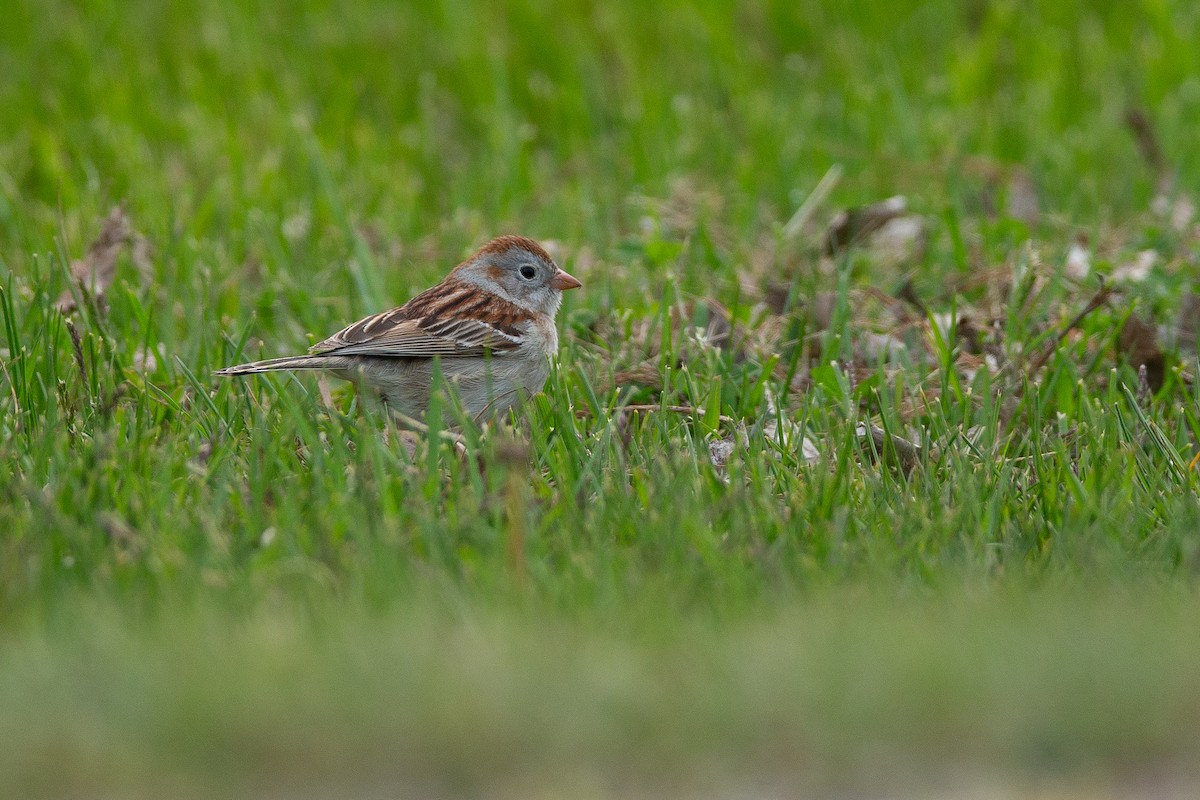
<box><xmin>3</xmin><ymin>0</ymin><xmax>1200</xmax><ymax>796</ymax></box>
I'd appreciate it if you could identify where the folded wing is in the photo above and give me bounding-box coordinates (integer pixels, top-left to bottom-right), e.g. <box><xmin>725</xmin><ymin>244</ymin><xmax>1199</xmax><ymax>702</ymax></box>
<box><xmin>308</xmin><ymin>279</ymin><xmax>527</xmax><ymax>359</ymax></box>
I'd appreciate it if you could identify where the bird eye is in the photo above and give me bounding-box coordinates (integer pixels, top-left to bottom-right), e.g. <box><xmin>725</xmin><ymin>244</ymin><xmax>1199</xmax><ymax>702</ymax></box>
<box><xmin>519</xmin><ymin>265</ymin><xmax>537</xmax><ymax>280</ymax></box>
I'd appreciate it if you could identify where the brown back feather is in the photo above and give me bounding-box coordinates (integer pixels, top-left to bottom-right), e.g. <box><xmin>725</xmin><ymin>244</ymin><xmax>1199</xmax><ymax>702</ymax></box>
<box><xmin>309</xmin><ymin>277</ymin><xmax>533</xmax><ymax>357</ymax></box>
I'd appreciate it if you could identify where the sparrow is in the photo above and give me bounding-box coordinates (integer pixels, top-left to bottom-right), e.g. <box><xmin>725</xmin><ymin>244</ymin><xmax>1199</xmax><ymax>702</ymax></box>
<box><xmin>216</xmin><ymin>235</ymin><xmax>582</xmax><ymax>421</ymax></box>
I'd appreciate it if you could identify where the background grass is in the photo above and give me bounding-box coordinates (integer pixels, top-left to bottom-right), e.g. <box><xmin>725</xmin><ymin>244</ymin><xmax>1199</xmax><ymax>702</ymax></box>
<box><xmin>3</xmin><ymin>0</ymin><xmax>1200</xmax><ymax>797</ymax></box>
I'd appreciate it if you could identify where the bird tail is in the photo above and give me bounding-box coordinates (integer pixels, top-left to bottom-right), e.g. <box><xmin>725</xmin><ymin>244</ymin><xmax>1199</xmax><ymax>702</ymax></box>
<box><xmin>214</xmin><ymin>354</ymin><xmax>342</xmax><ymax>377</ymax></box>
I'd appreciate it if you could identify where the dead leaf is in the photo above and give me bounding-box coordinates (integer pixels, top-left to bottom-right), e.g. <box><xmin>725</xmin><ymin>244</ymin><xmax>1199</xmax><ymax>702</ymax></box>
<box><xmin>56</xmin><ymin>205</ymin><xmax>134</xmax><ymax>314</ymax></box>
<box><xmin>763</xmin><ymin>279</ymin><xmax>794</xmax><ymax>315</ymax></box>
<box><xmin>1120</xmin><ymin>312</ymin><xmax>1165</xmax><ymax>392</ymax></box>
<box><xmin>611</xmin><ymin>361</ymin><xmax>662</xmax><ymax>392</ymax></box>
<box><xmin>824</xmin><ymin>196</ymin><xmax>907</xmax><ymax>255</ymax></box>
<box><xmin>868</xmin><ymin>214</ymin><xmax>927</xmax><ymax>267</ymax></box>
<box><xmin>708</xmin><ymin>420</ymin><xmax>820</xmax><ymax>472</ymax></box>
<box><xmin>950</xmin><ymin>315</ymin><xmax>977</xmax><ymax>355</ymax></box>
<box><xmin>895</xmin><ymin>279</ymin><xmax>929</xmax><ymax>318</ymax></box>
<box><xmin>707</xmin><ymin>434</ymin><xmax>738</xmax><ymax>470</ymax></box>
<box><xmin>856</xmin><ymin>423</ymin><xmax>926</xmax><ymax>473</ymax></box>
<box><xmin>763</xmin><ymin>418</ymin><xmax>820</xmax><ymax>464</ymax></box>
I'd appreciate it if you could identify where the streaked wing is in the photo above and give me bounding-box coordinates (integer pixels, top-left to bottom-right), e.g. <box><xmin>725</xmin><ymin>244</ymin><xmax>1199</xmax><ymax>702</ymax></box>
<box><xmin>308</xmin><ymin>278</ymin><xmax>528</xmax><ymax>359</ymax></box>
<box><xmin>313</xmin><ymin>316</ymin><xmax>521</xmax><ymax>358</ymax></box>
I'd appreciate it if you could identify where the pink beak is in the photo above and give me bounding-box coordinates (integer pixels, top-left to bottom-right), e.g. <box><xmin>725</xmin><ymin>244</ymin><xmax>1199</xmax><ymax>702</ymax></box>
<box><xmin>550</xmin><ymin>269</ymin><xmax>582</xmax><ymax>291</ymax></box>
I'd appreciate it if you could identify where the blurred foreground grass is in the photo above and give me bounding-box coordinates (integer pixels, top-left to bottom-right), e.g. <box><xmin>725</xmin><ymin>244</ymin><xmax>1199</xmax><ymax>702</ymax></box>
<box><xmin>5</xmin><ymin>587</ymin><xmax>1200</xmax><ymax>798</ymax></box>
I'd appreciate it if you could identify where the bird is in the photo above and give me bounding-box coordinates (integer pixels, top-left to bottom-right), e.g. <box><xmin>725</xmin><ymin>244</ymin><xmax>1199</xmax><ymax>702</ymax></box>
<box><xmin>216</xmin><ymin>235</ymin><xmax>582</xmax><ymax>422</ymax></box>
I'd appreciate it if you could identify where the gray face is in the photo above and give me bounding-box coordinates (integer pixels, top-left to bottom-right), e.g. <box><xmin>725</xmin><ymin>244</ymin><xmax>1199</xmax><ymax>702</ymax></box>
<box><xmin>496</xmin><ymin>247</ymin><xmax>556</xmax><ymax>286</ymax></box>
<box><xmin>471</xmin><ymin>247</ymin><xmax>563</xmax><ymax>315</ymax></box>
